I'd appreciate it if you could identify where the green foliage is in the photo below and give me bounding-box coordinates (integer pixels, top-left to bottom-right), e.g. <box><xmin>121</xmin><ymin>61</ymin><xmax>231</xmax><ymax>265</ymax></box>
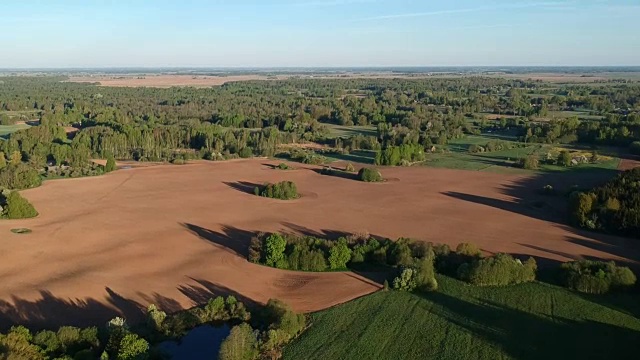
<box><xmin>344</xmin><ymin>162</ymin><xmax>355</xmax><ymax>172</ymax></box>
<box><xmin>392</xmin><ymin>268</ymin><xmax>417</xmax><ymax>291</ymax></box>
<box><xmin>116</xmin><ymin>334</ymin><xmax>149</xmax><ymax>360</ymax></box>
<box><xmin>518</xmin><ymin>154</ymin><xmax>539</xmax><ymax>169</ymax></box>
<box><xmin>630</xmin><ymin>141</ymin><xmax>640</xmax><ymax>155</ymax></box>
<box><xmin>219</xmin><ymin>323</ymin><xmax>258</xmax><ymax>360</ymax></box>
<box><xmin>1</xmin><ymin>191</ymin><xmax>38</xmax><ymax>219</ymax></box>
<box><xmin>264</xmin><ymin>234</ymin><xmax>287</xmax><ymax>267</ymax></box>
<box><xmin>283</xmin><ymin>276</ymin><xmax>640</xmax><ymax>360</ymax></box>
<box><xmin>568</xmin><ymin>168</ymin><xmax>640</xmax><ymax>237</ymax></box>
<box><xmin>146</xmin><ymin>304</ymin><xmax>166</xmax><ymax>332</ymax></box>
<box><xmin>255</xmin><ymin>181</ymin><xmax>299</xmax><ymax>200</ymax></box>
<box><xmin>558</xmin><ymin>150</ymin><xmax>572</xmax><ymax>167</ymax></box>
<box><xmin>357</xmin><ymin>167</ymin><xmax>383</xmax><ymax>182</ymax></box>
<box><xmin>455</xmin><ymin>243</ymin><xmax>482</xmax><ymax>257</ymax></box>
<box><xmin>0</xmin><ymin>152</ymin><xmax>6</xmax><ymax>170</ymax></box>
<box><xmin>0</xmin><ymin>163</ymin><xmax>42</xmax><ymax>190</ymax></box>
<box><xmin>276</xmin><ymin>162</ymin><xmax>290</xmax><ymax>170</ymax></box>
<box><xmin>457</xmin><ymin>254</ymin><xmax>537</xmax><ymax>286</ymax></box>
<box><xmin>105</xmin><ymin>153</ymin><xmax>117</xmax><ymax>172</ymax></box>
<box><xmin>328</xmin><ymin>240</ymin><xmax>352</xmax><ymax>270</ymax></box>
<box><xmin>375</xmin><ymin>144</ymin><xmax>424</xmax><ymax>166</ymax></box>
<box><xmin>560</xmin><ymin>260</ymin><xmax>637</xmax><ymax>294</ymax></box>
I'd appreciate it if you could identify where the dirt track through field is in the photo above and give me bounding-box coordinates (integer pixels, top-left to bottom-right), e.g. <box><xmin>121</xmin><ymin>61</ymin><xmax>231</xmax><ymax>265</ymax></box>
<box><xmin>0</xmin><ymin>159</ymin><xmax>638</xmax><ymax>328</ymax></box>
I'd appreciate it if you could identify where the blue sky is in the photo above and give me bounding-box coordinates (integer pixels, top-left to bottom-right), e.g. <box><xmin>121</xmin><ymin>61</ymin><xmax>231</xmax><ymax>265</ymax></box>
<box><xmin>1</xmin><ymin>0</ymin><xmax>638</xmax><ymax>67</ymax></box>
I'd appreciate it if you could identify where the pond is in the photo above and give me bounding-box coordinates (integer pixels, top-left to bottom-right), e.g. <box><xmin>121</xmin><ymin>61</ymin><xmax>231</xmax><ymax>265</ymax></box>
<box><xmin>157</xmin><ymin>325</ymin><xmax>230</xmax><ymax>360</ymax></box>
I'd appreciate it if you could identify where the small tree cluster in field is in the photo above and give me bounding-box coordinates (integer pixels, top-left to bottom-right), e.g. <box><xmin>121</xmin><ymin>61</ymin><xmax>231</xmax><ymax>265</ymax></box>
<box><xmin>254</xmin><ymin>181</ymin><xmax>299</xmax><ymax>200</ymax></box>
<box><xmin>288</xmin><ymin>148</ymin><xmax>326</xmax><ymax>165</ymax></box>
<box><xmin>358</xmin><ymin>167</ymin><xmax>383</xmax><ymax>182</ymax></box>
<box><xmin>457</xmin><ymin>253</ymin><xmax>537</xmax><ymax>286</ymax></box>
<box><xmin>276</xmin><ymin>162</ymin><xmax>291</xmax><ymax>170</ymax></box>
<box><xmin>249</xmin><ymin>233</ymin><xmax>438</xmax><ymax>292</ymax></box>
<box><xmin>560</xmin><ymin>260</ymin><xmax>637</xmax><ymax>294</ymax></box>
<box><xmin>0</xmin><ymin>190</ymin><xmax>38</xmax><ymax>219</ymax></box>
<box><xmin>375</xmin><ymin>144</ymin><xmax>424</xmax><ymax>166</ymax></box>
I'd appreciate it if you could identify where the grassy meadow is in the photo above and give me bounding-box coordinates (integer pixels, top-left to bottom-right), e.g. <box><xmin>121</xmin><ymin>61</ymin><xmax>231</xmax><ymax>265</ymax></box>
<box><xmin>283</xmin><ymin>276</ymin><xmax>640</xmax><ymax>360</ymax></box>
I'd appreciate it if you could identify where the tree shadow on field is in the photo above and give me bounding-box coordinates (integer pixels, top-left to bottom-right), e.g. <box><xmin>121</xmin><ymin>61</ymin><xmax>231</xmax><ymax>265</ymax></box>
<box><xmin>440</xmin><ymin>167</ymin><xmax>640</xmax><ymax>266</ymax></box>
<box><xmin>423</xmin><ymin>291</ymin><xmax>640</xmax><ymax>360</ymax></box>
<box><xmin>177</xmin><ymin>278</ymin><xmax>259</xmax><ymax>311</ymax></box>
<box><xmin>181</xmin><ymin>223</ymin><xmax>256</xmax><ymax>258</ymax></box>
<box><xmin>310</xmin><ymin>167</ymin><xmax>359</xmax><ymax>181</ymax></box>
<box><xmin>0</xmin><ymin>288</ymin><xmax>144</xmax><ymax>331</ymax></box>
<box><xmin>222</xmin><ymin>181</ymin><xmax>263</xmax><ymax>195</ymax></box>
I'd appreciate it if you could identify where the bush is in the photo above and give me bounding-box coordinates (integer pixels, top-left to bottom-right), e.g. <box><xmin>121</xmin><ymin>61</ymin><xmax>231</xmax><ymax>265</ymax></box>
<box><xmin>264</xmin><ymin>234</ymin><xmax>287</xmax><ymax>267</ymax></box>
<box><xmin>358</xmin><ymin>167</ymin><xmax>383</xmax><ymax>182</ymax></box>
<box><xmin>456</xmin><ymin>243</ymin><xmax>482</xmax><ymax>257</ymax></box>
<box><xmin>105</xmin><ymin>154</ymin><xmax>116</xmax><ymax>172</ymax></box>
<box><xmin>560</xmin><ymin>260</ymin><xmax>637</xmax><ymax>294</ymax></box>
<box><xmin>518</xmin><ymin>155</ymin><xmax>539</xmax><ymax>169</ymax></box>
<box><xmin>1</xmin><ymin>191</ymin><xmax>38</xmax><ymax>219</ymax></box>
<box><xmin>117</xmin><ymin>333</ymin><xmax>149</xmax><ymax>360</ymax></box>
<box><xmin>254</xmin><ymin>181</ymin><xmax>299</xmax><ymax>200</ymax></box>
<box><xmin>344</xmin><ymin>163</ymin><xmax>355</xmax><ymax>172</ymax></box>
<box><xmin>276</xmin><ymin>163</ymin><xmax>290</xmax><ymax>170</ymax></box>
<box><xmin>457</xmin><ymin>254</ymin><xmax>537</xmax><ymax>286</ymax></box>
<box><xmin>393</xmin><ymin>268</ymin><xmax>417</xmax><ymax>291</ymax></box>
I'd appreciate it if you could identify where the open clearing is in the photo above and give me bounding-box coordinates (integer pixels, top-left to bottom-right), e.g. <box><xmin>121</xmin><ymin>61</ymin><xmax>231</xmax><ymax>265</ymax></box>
<box><xmin>0</xmin><ymin>159</ymin><xmax>638</xmax><ymax>328</ymax></box>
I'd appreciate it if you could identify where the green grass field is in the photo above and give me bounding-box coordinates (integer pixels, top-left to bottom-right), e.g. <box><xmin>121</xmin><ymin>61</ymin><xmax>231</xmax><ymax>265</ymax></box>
<box><xmin>423</xmin><ymin>135</ymin><xmax>621</xmax><ymax>173</ymax></box>
<box><xmin>0</xmin><ymin>123</ymin><xmax>30</xmax><ymax>137</ymax></box>
<box><xmin>324</xmin><ymin>124</ymin><xmax>376</xmax><ymax>139</ymax></box>
<box><xmin>283</xmin><ymin>276</ymin><xmax>640</xmax><ymax>360</ymax></box>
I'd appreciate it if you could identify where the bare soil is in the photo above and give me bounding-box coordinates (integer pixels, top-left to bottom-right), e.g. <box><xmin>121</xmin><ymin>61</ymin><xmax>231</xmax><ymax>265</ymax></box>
<box><xmin>0</xmin><ymin>159</ymin><xmax>637</xmax><ymax>328</ymax></box>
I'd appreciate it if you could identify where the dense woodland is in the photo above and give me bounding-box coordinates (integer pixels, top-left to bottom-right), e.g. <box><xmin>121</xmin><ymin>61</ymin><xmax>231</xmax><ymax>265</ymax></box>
<box><xmin>1</xmin><ymin>76</ymin><xmax>638</xmax><ymax>186</ymax></box>
<box><xmin>569</xmin><ymin>168</ymin><xmax>640</xmax><ymax>238</ymax></box>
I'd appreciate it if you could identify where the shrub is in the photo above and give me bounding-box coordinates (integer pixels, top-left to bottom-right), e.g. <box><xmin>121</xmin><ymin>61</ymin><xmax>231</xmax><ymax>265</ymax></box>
<box><xmin>254</xmin><ymin>181</ymin><xmax>299</xmax><ymax>200</ymax></box>
<box><xmin>1</xmin><ymin>191</ymin><xmax>38</xmax><ymax>219</ymax></box>
<box><xmin>358</xmin><ymin>167</ymin><xmax>383</xmax><ymax>182</ymax></box>
<box><xmin>105</xmin><ymin>154</ymin><xmax>116</xmax><ymax>172</ymax></box>
<box><xmin>276</xmin><ymin>163</ymin><xmax>290</xmax><ymax>170</ymax></box>
<box><xmin>457</xmin><ymin>254</ymin><xmax>537</xmax><ymax>286</ymax></box>
<box><xmin>518</xmin><ymin>155</ymin><xmax>539</xmax><ymax>169</ymax></box>
<box><xmin>456</xmin><ymin>243</ymin><xmax>482</xmax><ymax>257</ymax></box>
<box><xmin>344</xmin><ymin>162</ymin><xmax>355</xmax><ymax>172</ymax></box>
<box><xmin>560</xmin><ymin>260</ymin><xmax>637</xmax><ymax>294</ymax></box>
<box><xmin>146</xmin><ymin>304</ymin><xmax>166</xmax><ymax>332</ymax></box>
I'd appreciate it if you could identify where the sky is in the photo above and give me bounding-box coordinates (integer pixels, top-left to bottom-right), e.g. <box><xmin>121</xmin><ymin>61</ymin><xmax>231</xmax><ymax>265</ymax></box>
<box><xmin>0</xmin><ymin>0</ymin><xmax>639</xmax><ymax>68</ymax></box>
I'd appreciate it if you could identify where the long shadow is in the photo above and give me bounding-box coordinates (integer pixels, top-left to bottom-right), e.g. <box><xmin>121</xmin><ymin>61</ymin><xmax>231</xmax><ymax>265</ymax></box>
<box><xmin>222</xmin><ymin>181</ymin><xmax>262</xmax><ymax>195</ymax></box>
<box><xmin>440</xmin><ymin>166</ymin><xmax>640</xmax><ymax>266</ymax></box>
<box><xmin>178</xmin><ymin>278</ymin><xmax>259</xmax><ymax>310</ymax></box>
<box><xmin>0</xmin><ymin>288</ymin><xmax>144</xmax><ymax>331</ymax></box>
<box><xmin>181</xmin><ymin>223</ymin><xmax>256</xmax><ymax>258</ymax></box>
<box><xmin>311</xmin><ymin>167</ymin><xmax>359</xmax><ymax>181</ymax></box>
<box><xmin>424</xmin><ymin>291</ymin><xmax>640</xmax><ymax>359</ymax></box>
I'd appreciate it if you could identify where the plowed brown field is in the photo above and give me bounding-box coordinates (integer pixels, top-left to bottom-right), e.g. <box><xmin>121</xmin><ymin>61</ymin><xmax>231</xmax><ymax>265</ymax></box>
<box><xmin>1</xmin><ymin>159</ymin><xmax>637</xmax><ymax>328</ymax></box>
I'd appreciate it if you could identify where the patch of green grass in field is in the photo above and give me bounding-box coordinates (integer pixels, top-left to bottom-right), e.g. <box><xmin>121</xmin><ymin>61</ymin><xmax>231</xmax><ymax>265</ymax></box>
<box><xmin>284</xmin><ymin>276</ymin><xmax>640</xmax><ymax>360</ymax></box>
<box><xmin>324</xmin><ymin>124</ymin><xmax>376</xmax><ymax>139</ymax></box>
<box><xmin>0</xmin><ymin>124</ymin><xmax>30</xmax><ymax>137</ymax></box>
